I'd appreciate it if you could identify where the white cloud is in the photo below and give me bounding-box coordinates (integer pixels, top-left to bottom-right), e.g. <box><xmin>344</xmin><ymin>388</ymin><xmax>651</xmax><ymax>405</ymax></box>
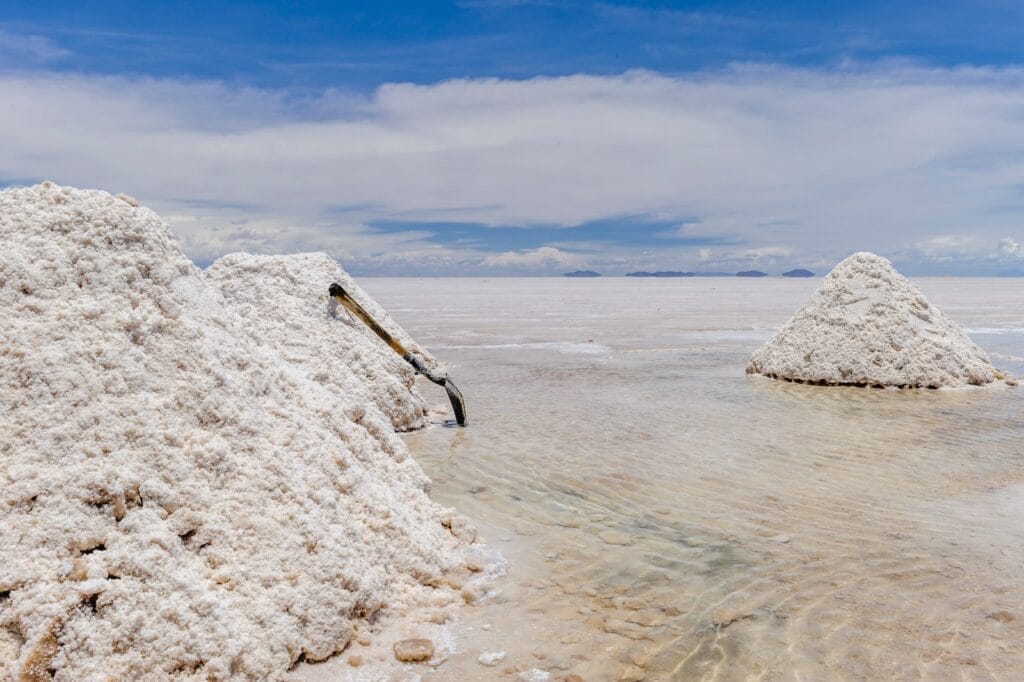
<box><xmin>1000</xmin><ymin>237</ymin><xmax>1024</xmax><ymax>260</ymax></box>
<box><xmin>678</xmin><ymin>244</ymin><xmax>797</xmax><ymax>271</ymax></box>
<box><xmin>741</xmin><ymin>246</ymin><xmax>793</xmax><ymax>259</ymax></box>
<box><xmin>914</xmin><ymin>234</ymin><xmax>992</xmax><ymax>261</ymax></box>
<box><xmin>481</xmin><ymin>246</ymin><xmax>576</xmax><ymax>269</ymax></box>
<box><xmin>2</xmin><ymin>66</ymin><xmax>1024</xmax><ymax>272</ymax></box>
<box><xmin>898</xmin><ymin>234</ymin><xmax>1024</xmax><ymax>270</ymax></box>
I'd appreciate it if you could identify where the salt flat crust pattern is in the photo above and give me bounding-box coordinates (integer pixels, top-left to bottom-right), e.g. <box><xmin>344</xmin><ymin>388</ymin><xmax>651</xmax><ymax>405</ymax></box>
<box><xmin>0</xmin><ymin>183</ymin><xmax>469</xmax><ymax>680</ymax></box>
<box><xmin>205</xmin><ymin>253</ymin><xmax>432</xmax><ymax>432</ymax></box>
<box><xmin>747</xmin><ymin>252</ymin><xmax>1012</xmax><ymax>388</ymax></box>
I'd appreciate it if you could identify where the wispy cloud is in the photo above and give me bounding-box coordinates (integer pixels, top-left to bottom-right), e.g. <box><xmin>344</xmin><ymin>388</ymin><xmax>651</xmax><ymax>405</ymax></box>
<box><xmin>1</xmin><ymin>66</ymin><xmax>1024</xmax><ymax>273</ymax></box>
<box><xmin>593</xmin><ymin>3</ymin><xmax>755</xmax><ymax>32</ymax></box>
<box><xmin>0</xmin><ymin>28</ymin><xmax>70</xmax><ymax>65</ymax></box>
<box><xmin>457</xmin><ymin>0</ymin><xmax>556</xmax><ymax>8</ymax></box>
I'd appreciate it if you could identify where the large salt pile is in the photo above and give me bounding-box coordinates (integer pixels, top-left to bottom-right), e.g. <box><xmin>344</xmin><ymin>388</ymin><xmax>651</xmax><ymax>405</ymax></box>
<box><xmin>205</xmin><ymin>253</ymin><xmax>433</xmax><ymax>432</ymax></box>
<box><xmin>747</xmin><ymin>252</ymin><xmax>1014</xmax><ymax>388</ymax></box>
<box><xmin>0</xmin><ymin>183</ymin><xmax>475</xmax><ymax>680</ymax></box>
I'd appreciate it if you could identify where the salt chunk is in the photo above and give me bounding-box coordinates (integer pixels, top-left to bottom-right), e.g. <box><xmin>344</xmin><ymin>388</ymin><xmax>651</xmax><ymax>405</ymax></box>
<box><xmin>478</xmin><ymin>650</ymin><xmax>506</xmax><ymax>666</ymax></box>
<box><xmin>394</xmin><ymin>638</ymin><xmax>434</xmax><ymax>662</ymax></box>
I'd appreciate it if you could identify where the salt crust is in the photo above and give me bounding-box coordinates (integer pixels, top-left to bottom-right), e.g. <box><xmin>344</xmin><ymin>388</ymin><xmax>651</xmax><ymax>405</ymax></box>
<box><xmin>0</xmin><ymin>183</ymin><xmax>474</xmax><ymax>680</ymax></box>
<box><xmin>747</xmin><ymin>252</ymin><xmax>1014</xmax><ymax>388</ymax></box>
<box><xmin>205</xmin><ymin>252</ymin><xmax>435</xmax><ymax>432</ymax></box>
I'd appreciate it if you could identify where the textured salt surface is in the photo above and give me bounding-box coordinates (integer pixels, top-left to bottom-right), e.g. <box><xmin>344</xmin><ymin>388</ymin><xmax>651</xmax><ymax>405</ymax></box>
<box><xmin>205</xmin><ymin>252</ymin><xmax>435</xmax><ymax>432</ymax></box>
<box><xmin>0</xmin><ymin>183</ymin><xmax>476</xmax><ymax>680</ymax></box>
<box><xmin>747</xmin><ymin>252</ymin><xmax>1014</xmax><ymax>388</ymax></box>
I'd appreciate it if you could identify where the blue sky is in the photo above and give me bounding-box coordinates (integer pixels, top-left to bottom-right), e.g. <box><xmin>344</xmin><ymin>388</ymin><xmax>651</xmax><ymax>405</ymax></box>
<box><xmin>2</xmin><ymin>1</ymin><xmax>1024</xmax><ymax>274</ymax></box>
<box><xmin>8</xmin><ymin>1</ymin><xmax>1024</xmax><ymax>86</ymax></box>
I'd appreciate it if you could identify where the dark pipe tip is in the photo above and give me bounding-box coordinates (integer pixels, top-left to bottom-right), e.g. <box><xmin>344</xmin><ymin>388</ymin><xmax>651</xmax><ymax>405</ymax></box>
<box><xmin>329</xmin><ymin>283</ymin><xmax>346</xmax><ymax>297</ymax></box>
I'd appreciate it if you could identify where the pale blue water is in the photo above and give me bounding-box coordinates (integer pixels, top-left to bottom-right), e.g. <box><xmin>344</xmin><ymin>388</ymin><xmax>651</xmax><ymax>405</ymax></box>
<box><xmin>361</xmin><ymin>277</ymin><xmax>1024</xmax><ymax>681</ymax></box>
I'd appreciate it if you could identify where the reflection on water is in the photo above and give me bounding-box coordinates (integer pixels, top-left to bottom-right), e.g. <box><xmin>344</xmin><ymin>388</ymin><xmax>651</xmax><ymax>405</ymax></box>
<box><xmin>368</xmin><ymin>277</ymin><xmax>1024</xmax><ymax>681</ymax></box>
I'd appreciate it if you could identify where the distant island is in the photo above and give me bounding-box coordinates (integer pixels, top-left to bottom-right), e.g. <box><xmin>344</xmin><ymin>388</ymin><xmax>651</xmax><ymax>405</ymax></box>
<box><xmin>626</xmin><ymin>271</ymin><xmax>691</xmax><ymax>277</ymax></box>
<box><xmin>563</xmin><ymin>270</ymin><xmax>601</xmax><ymax>277</ymax></box>
<box><xmin>626</xmin><ymin>271</ymin><xmax>735</xmax><ymax>277</ymax></box>
<box><xmin>628</xmin><ymin>268</ymin><xmax>815</xmax><ymax>277</ymax></box>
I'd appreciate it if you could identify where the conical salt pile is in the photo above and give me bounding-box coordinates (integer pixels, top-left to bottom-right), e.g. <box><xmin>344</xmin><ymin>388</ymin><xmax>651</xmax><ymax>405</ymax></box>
<box><xmin>747</xmin><ymin>252</ymin><xmax>1014</xmax><ymax>388</ymax></box>
<box><xmin>0</xmin><ymin>183</ymin><xmax>475</xmax><ymax>680</ymax></box>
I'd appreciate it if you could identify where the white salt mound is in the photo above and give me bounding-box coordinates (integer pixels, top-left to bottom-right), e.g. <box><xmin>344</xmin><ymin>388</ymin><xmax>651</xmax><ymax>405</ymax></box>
<box><xmin>747</xmin><ymin>252</ymin><xmax>1014</xmax><ymax>388</ymax></box>
<box><xmin>204</xmin><ymin>252</ymin><xmax>434</xmax><ymax>432</ymax></box>
<box><xmin>0</xmin><ymin>183</ymin><xmax>475</xmax><ymax>680</ymax></box>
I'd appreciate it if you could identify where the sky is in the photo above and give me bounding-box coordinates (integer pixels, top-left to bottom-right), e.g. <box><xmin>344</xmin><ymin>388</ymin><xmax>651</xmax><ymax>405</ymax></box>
<box><xmin>2</xmin><ymin>1</ymin><xmax>1024</xmax><ymax>275</ymax></box>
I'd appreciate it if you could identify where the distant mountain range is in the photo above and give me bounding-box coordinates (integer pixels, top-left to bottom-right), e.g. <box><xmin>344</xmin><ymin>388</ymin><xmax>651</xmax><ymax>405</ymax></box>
<box><xmin>626</xmin><ymin>270</ymin><xmax>690</xmax><ymax>277</ymax></box>
<box><xmin>626</xmin><ymin>271</ymin><xmax>734</xmax><ymax>277</ymax></box>
<box><xmin>565</xmin><ymin>268</ymin><xmax>818</xmax><ymax>278</ymax></box>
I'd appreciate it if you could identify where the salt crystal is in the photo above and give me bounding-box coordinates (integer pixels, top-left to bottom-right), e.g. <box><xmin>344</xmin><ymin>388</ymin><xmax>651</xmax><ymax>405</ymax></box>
<box><xmin>478</xmin><ymin>650</ymin><xmax>506</xmax><ymax>666</ymax></box>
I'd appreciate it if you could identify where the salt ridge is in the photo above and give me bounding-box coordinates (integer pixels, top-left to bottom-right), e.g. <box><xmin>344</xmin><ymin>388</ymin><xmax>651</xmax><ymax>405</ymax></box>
<box><xmin>0</xmin><ymin>183</ymin><xmax>476</xmax><ymax>680</ymax></box>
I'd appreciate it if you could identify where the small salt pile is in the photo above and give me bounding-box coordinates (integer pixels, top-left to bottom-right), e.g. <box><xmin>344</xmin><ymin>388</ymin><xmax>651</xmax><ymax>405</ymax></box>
<box><xmin>747</xmin><ymin>252</ymin><xmax>1014</xmax><ymax>388</ymax></box>
<box><xmin>0</xmin><ymin>183</ymin><xmax>475</xmax><ymax>680</ymax></box>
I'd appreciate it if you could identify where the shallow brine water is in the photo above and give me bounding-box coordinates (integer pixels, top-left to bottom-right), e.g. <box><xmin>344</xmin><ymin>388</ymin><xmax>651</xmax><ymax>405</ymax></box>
<box><xmin>365</xmin><ymin>278</ymin><xmax>1024</xmax><ymax>681</ymax></box>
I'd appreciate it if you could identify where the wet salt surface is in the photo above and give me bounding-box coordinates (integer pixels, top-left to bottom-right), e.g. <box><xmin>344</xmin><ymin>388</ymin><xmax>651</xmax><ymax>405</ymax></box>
<box><xmin>360</xmin><ymin>278</ymin><xmax>1024</xmax><ymax>680</ymax></box>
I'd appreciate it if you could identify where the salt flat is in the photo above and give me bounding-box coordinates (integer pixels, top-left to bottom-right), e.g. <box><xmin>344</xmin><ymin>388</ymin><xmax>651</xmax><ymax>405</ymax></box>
<box><xmin>357</xmin><ymin>276</ymin><xmax>1024</xmax><ymax>681</ymax></box>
